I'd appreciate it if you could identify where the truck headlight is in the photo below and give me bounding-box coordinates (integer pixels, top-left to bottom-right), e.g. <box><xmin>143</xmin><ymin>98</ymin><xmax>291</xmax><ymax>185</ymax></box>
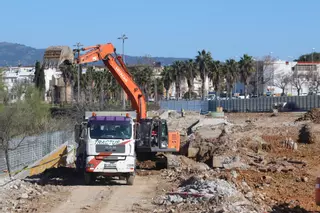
<box><xmin>160</xmin><ymin>142</ymin><xmax>168</xmax><ymax>148</ymax></box>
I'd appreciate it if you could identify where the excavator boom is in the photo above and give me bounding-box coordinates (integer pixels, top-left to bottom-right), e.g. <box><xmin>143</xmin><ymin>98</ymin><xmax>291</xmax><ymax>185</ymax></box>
<box><xmin>76</xmin><ymin>43</ymin><xmax>147</xmax><ymax>120</ymax></box>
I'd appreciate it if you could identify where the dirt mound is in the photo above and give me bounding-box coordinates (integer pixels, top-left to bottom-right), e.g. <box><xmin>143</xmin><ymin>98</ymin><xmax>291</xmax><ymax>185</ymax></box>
<box><xmin>299</xmin><ymin>123</ymin><xmax>320</xmax><ymax>144</ymax></box>
<box><xmin>296</xmin><ymin>108</ymin><xmax>320</xmax><ymax>123</ymax></box>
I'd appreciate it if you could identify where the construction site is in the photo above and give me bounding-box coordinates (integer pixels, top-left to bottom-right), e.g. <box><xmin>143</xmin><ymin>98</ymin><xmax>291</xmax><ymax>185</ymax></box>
<box><xmin>1</xmin><ymin>108</ymin><xmax>320</xmax><ymax>213</ymax></box>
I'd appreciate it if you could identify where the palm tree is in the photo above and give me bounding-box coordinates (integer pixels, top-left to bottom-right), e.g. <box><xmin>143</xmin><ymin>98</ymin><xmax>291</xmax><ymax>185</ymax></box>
<box><xmin>160</xmin><ymin>66</ymin><xmax>173</xmax><ymax>100</ymax></box>
<box><xmin>195</xmin><ymin>50</ymin><xmax>212</xmax><ymax>100</ymax></box>
<box><xmin>93</xmin><ymin>69</ymin><xmax>109</xmax><ymax>108</ymax></box>
<box><xmin>208</xmin><ymin>60</ymin><xmax>223</xmax><ymax>99</ymax></box>
<box><xmin>239</xmin><ymin>54</ymin><xmax>255</xmax><ymax>98</ymax></box>
<box><xmin>61</xmin><ymin>64</ymin><xmax>76</xmax><ymax>104</ymax></box>
<box><xmin>129</xmin><ymin>65</ymin><xmax>153</xmax><ymax>101</ymax></box>
<box><xmin>225</xmin><ymin>59</ymin><xmax>239</xmax><ymax>98</ymax></box>
<box><xmin>171</xmin><ymin>61</ymin><xmax>185</xmax><ymax>100</ymax></box>
<box><xmin>150</xmin><ymin>77</ymin><xmax>164</xmax><ymax>102</ymax></box>
<box><xmin>184</xmin><ymin>59</ymin><xmax>198</xmax><ymax>99</ymax></box>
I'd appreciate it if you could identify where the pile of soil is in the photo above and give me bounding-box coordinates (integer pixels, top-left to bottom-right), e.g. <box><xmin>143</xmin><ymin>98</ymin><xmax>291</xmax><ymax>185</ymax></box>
<box><xmin>296</xmin><ymin>108</ymin><xmax>320</xmax><ymax>123</ymax></box>
<box><xmin>299</xmin><ymin>123</ymin><xmax>320</xmax><ymax>144</ymax></box>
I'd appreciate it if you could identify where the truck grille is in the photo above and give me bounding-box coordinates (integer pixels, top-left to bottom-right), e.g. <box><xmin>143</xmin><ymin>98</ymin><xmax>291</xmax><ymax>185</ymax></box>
<box><xmin>96</xmin><ymin>145</ymin><xmax>126</xmax><ymax>153</ymax></box>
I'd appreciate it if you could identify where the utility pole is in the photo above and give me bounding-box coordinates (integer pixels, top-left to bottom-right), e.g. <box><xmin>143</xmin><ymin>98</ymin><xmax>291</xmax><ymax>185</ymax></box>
<box><xmin>118</xmin><ymin>34</ymin><xmax>128</xmax><ymax>110</ymax></box>
<box><xmin>73</xmin><ymin>42</ymin><xmax>83</xmax><ymax>103</ymax></box>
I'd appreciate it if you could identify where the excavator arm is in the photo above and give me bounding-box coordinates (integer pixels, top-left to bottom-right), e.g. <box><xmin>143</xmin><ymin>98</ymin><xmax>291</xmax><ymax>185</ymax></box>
<box><xmin>75</xmin><ymin>43</ymin><xmax>147</xmax><ymax>120</ymax></box>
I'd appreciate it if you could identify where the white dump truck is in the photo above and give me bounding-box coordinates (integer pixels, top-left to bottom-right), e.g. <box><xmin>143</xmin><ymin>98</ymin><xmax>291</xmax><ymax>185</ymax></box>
<box><xmin>74</xmin><ymin>111</ymin><xmax>137</xmax><ymax>185</ymax></box>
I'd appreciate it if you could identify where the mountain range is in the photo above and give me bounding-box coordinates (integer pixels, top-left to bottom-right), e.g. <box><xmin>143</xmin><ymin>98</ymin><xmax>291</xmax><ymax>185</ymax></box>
<box><xmin>0</xmin><ymin>42</ymin><xmax>189</xmax><ymax>67</ymax></box>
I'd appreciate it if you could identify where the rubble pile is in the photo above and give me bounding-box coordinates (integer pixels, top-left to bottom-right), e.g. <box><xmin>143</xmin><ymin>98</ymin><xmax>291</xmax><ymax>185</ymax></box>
<box><xmin>296</xmin><ymin>108</ymin><xmax>320</xmax><ymax>123</ymax></box>
<box><xmin>247</xmin><ymin>154</ymin><xmax>306</xmax><ymax>173</ymax></box>
<box><xmin>0</xmin><ymin>179</ymin><xmax>66</xmax><ymax>212</ymax></box>
<box><xmin>154</xmin><ymin>176</ymin><xmax>264</xmax><ymax>213</ymax></box>
<box><xmin>187</xmin><ymin>125</ymin><xmax>238</xmax><ymax>164</ymax></box>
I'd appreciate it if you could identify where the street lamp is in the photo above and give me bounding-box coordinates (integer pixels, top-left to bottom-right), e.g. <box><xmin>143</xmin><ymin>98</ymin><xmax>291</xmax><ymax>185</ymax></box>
<box><xmin>312</xmin><ymin>48</ymin><xmax>315</xmax><ymax>63</ymax></box>
<box><xmin>118</xmin><ymin>34</ymin><xmax>128</xmax><ymax>109</ymax></box>
<box><xmin>118</xmin><ymin>34</ymin><xmax>128</xmax><ymax>64</ymax></box>
<box><xmin>253</xmin><ymin>57</ymin><xmax>259</xmax><ymax>97</ymax></box>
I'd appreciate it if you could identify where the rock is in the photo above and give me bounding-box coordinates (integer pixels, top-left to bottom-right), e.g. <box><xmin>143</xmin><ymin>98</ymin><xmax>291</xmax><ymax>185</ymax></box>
<box><xmin>245</xmin><ymin>192</ymin><xmax>254</xmax><ymax>200</ymax></box>
<box><xmin>188</xmin><ymin>147</ymin><xmax>199</xmax><ymax>158</ymax></box>
<box><xmin>20</xmin><ymin>193</ymin><xmax>29</xmax><ymax>199</ymax></box>
<box><xmin>262</xmin><ymin>176</ymin><xmax>272</xmax><ymax>184</ymax></box>
<box><xmin>231</xmin><ymin>170</ymin><xmax>238</xmax><ymax>179</ymax></box>
<box><xmin>259</xmin><ymin>167</ymin><xmax>268</xmax><ymax>172</ymax></box>
<box><xmin>302</xmin><ymin>177</ymin><xmax>309</xmax><ymax>182</ymax></box>
<box><xmin>293</xmin><ymin>142</ymin><xmax>298</xmax><ymax>150</ymax></box>
<box><xmin>212</xmin><ymin>156</ymin><xmax>223</xmax><ymax>168</ymax></box>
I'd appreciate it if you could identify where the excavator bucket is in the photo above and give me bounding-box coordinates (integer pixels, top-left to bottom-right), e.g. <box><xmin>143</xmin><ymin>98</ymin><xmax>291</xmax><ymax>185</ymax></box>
<box><xmin>42</xmin><ymin>46</ymin><xmax>75</xmax><ymax>68</ymax></box>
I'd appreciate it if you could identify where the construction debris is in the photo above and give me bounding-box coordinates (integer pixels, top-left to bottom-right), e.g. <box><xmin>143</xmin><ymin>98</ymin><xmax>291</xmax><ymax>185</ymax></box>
<box><xmin>154</xmin><ymin>175</ymin><xmax>265</xmax><ymax>213</ymax></box>
<box><xmin>296</xmin><ymin>108</ymin><xmax>320</xmax><ymax>123</ymax></box>
<box><xmin>0</xmin><ymin>178</ymin><xmax>67</xmax><ymax>212</ymax></box>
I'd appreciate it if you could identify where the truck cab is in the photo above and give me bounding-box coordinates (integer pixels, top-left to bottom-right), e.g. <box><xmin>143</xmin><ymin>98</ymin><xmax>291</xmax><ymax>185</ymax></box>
<box><xmin>75</xmin><ymin>111</ymin><xmax>136</xmax><ymax>185</ymax></box>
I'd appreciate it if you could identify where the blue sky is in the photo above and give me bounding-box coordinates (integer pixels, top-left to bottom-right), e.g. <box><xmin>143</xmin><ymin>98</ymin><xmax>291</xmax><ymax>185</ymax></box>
<box><xmin>1</xmin><ymin>0</ymin><xmax>319</xmax><ymax>60</ymax></box>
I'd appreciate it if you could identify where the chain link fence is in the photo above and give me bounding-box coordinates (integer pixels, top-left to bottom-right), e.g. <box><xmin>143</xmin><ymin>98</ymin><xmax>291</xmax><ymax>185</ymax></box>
<box><xmin>0</xmin><ymin>130</ymin><xmax>74</xmax><ymax>175</ymax></box>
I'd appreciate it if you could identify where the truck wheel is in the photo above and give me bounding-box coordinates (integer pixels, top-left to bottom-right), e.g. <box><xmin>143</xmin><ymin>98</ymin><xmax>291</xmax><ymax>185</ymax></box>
<box><xmin>84</xmin><ymin>172</ymin><xmax>94</xmax><ymax>185</ymax></box>
<box><xmin>126</xmin><ymin>174</ymin><xmax>135</xmax><ymax>185</ymax></box>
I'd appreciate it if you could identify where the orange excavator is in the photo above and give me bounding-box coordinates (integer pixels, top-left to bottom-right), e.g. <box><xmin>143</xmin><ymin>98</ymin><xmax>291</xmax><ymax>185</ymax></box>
<box><xmin>45</xmin><ymin>43</ymin><xmax>181</xmax><ymax>168</ymax></box>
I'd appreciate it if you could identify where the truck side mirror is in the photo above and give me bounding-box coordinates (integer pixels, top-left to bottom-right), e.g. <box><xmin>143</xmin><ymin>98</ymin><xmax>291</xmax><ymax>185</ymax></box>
<box><xmin>74</xmin><ymin>124</ymin><xmax>82</xmax><ymax>143</ymax></box>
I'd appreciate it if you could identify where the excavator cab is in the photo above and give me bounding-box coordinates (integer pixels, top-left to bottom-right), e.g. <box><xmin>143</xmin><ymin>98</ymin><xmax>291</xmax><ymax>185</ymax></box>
<box><xmin>136</xmin><ymin>117</ymin><xmax>180</xmax><ymax>153</ymax></box>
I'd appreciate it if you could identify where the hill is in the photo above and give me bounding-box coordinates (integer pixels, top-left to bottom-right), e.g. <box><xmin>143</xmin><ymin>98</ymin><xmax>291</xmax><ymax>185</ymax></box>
<box><xmin>0</xmin><ymin>42</ymin><xmax>189</xmax><ymax>66</ymax></box>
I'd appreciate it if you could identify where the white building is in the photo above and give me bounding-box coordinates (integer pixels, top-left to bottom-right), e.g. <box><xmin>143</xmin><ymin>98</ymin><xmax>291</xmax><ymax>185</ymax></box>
<box><xmin>2</xmin><ymin>66</ymin><xmax>35</xmax><ymax>101</ymax></box>
<box><xmin>263</xmin><ymin>60</ymin><xmax>320</xmax><ymax>96</ymax></box>
<box><xmin>2</xmin><ymin>66</ymin><xmax>66</xmax><ymax>102</ymax></box>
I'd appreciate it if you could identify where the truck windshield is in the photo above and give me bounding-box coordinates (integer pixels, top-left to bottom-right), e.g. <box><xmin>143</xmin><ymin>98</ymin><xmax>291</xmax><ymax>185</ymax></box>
<box><xmin>89</xmin><ymin>121</ymin><xmax>132</xmax><ymax>139</ymax></box>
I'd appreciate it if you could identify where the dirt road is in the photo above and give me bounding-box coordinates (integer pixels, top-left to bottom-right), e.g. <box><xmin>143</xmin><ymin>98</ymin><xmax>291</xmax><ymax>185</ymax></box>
<box><xmin>48</xmin><ymin>175</ymin><xmax>158</xmax><ymax>213</ymax></box>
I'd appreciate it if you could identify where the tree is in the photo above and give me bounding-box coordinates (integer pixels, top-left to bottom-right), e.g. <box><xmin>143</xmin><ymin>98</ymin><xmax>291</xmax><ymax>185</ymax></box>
<box><xmin>0</xmin><ymin>86</ymin><xmax>50</xmax><ymax>177</ymax></box>
<box><xmin>291</xmin><ymin>72</ymin><xmax>308</xmax><ymax>96</ymax></box>
<box><xmin>253</xmin><ymin>55</ymin><xmax>277</xmax><ymax>95</ymax></box>
<box><xmin>61</xmin><ymin>64</ymin><xmax>76</xmax><ymax>104</ymax></box>
<box><xmin>295</xmin><ymin>52</ymin><xmax>320</xmax><ymax>62</ymax></box>
<box><xmin>307</xmin><ymin>72</ymin><xmax>320</xmax><ymax>94</ymax></box>
<box><xmin>273</xmin><ymin>73</ymin><xmax>291</xmax><ymax>95</ymax></box>
<box><xmin>160</xmin><ymin>66</ymin><xmax>173</xmax><ymax>100</ymax></box>
<box><xmin>195</xmin><ymin>50</ymin><xmax>212</xmax><ymax>100</ymax></box>
<box><xmin>150</xmin><ymin>77</ymin><xmax>164</xmax><ymax>102</ymax></box>
<box><xmin>239</xmin><ymin>54</ymin><xmax>255</xmax><ymax>98</ymax></box>
<box><xmin>33</xmin><ymin>61</ymin><xmax>41</xmax><ymax>85</ymax></box>
<box><xmin>224</xmin><ymin>59</ymin><xmax>239</xmax><ymax>98</ymax></box>
<box><xmin>129</xmin><ymin>65</ymin><xmax>153</xmax><ymax>101</ymax></box>
<box><xmin>171</xmin><ymin>61</ymin><xmax>185</xmax><ymax>100</ymax></box>
<box><xmin>33</xmin><ymin>61</ymin><xmax>46</xmax><ymax>98</ymax></box>
<box><xmin>184</xmin><ymin>59</ymin><xmax>198</xmax><ymax>99</ymax></box>
<box><xmin>208</xmin><ymin>60</ymin><xmax>224</xmax><ymax>99</ymax></box>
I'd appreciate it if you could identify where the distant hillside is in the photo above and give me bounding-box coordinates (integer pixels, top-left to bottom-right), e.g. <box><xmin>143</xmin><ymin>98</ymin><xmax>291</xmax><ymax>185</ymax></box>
<box><xmin>0</xmin><ymin>42</ymin><xmax>189</xmax><ymax>66</ymax></box>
